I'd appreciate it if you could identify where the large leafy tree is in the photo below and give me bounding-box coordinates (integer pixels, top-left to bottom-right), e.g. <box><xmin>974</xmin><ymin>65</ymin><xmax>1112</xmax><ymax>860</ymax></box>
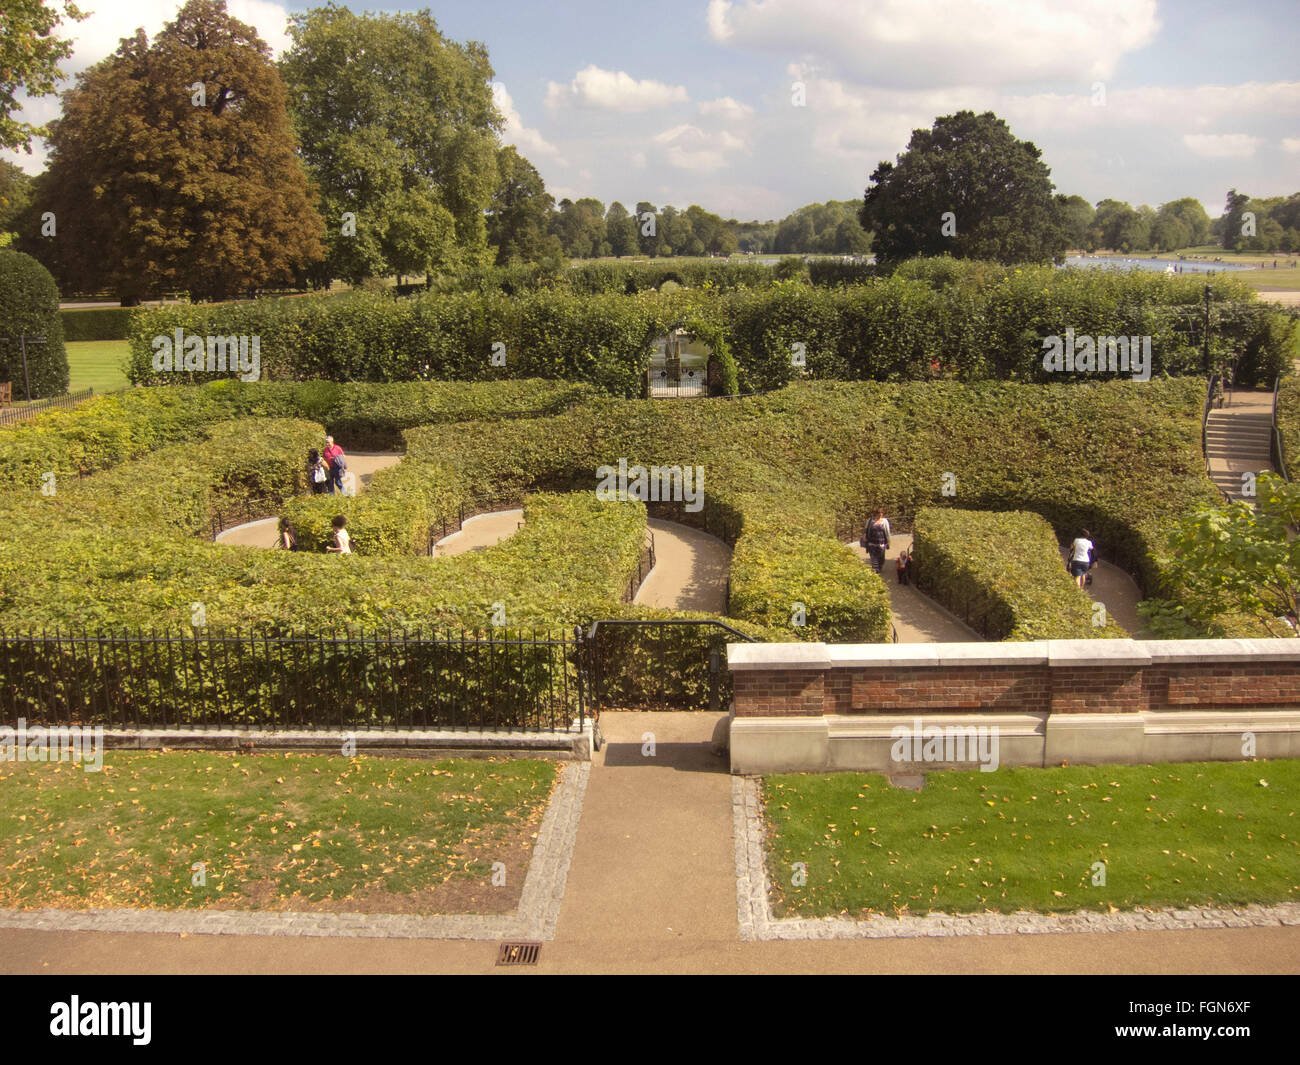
<box><xmin>861</xmin><ymin>110</ymin><xmax>1067</xmax><ymax>265</ymax></box>
<box><xmin>551</xmin><ymin>197</ymin><xmax>606</xmax><ymax>259</ymax></box>
<box><xmin>486</xmin><ymin>146</ymin><xmax>561</xmax><ymax>265</ymax></box>
<box><xmin>281</xmin><ymin>4</ymin><xmax>501</xmax><ymax>284</ymax></box>
<box><xmin>1143</xmin><ymin>474</ymin><xmax>1300</xmax><ymax>638</ymax></box>
<box><xmin>0</xmin><ymin>0</ymin><xmax>86</xmax><ymax>152</ymax></box>
<box><xmin>0</xmin><ymin>161</ymin><xmax>34</xmax><ymax>245</ymax></box>
<box><xmin>24</xmin><ymin>0</ymin><xmax>324</xmax><ymax>303</ymax></box>
<box><xmin>774</xmin><ymin>200</ymin><xmax>870</xmax><ymax>254</ymax></box>
<box><xmin>1088</xmin><ymin>199</ymin><xmax>1151</xmax><ymax>252</ymax></box>
<box><xmin>604</xmin><ymin>202</ymin><xmax>638</xmax><ymax>258</ymax></box>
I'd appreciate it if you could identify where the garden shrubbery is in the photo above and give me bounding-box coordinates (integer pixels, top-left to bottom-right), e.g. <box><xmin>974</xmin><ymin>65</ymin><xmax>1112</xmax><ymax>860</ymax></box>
<box><xmin>124</xmin><ymin>266</ymin><xmax>1295</xmax><ymax>393</ymax></box>
<box><xmin>0</xmin><ymin>378</ymin><xmax>597</xmax><ymax>488</ymax></box>
<box><xmin>0</xmin><ymin>249</ymin><xmax>69</xmax><ymax>399</ymax></box>
<box><xmin>59</xmin><ymin>306</ymin><xmax>137</xmax><ymax>341</ymax></box>
<box><xmin>911</xmin><ymin>508</ymin><xmax>1127</xmax><ymax>640</ymax></box>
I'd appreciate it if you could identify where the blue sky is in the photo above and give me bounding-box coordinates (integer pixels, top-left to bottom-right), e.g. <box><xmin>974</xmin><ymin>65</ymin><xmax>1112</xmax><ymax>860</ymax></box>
<box><xmin>6</xmin><ymin>0</ymin><xmax>1298</xmax><ymax>221</ymax></box>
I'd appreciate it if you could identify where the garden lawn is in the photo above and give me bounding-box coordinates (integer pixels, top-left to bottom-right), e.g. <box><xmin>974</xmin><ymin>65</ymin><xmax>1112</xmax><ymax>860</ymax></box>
<box><xmin>763</xmin><ymin>760</ymin><xmax>1299</xmax><ymax>918</ymax></box>
<box><xmin>65</xmin><ymin>340</ymin><xmax>130</xmax><ymax>393</ymax></box>
<box><xmin>0</xmin><ymin>751</ymin><xmax>558</xmax><ymax>913</ymax></box>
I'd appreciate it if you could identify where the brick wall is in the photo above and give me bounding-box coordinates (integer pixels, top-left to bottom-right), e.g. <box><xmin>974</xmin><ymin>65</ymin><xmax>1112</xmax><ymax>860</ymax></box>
<box><xmin>728</xmin><ymin>641</ymin><xmax>1300</xmax><ymax>718</ymax></box>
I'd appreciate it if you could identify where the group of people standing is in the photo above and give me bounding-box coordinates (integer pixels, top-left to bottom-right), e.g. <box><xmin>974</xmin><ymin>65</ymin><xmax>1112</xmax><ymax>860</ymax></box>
<box><xmin>308</xmin><ymin>436</ymin><xmax>351</xmax><ymax>496</ymax></box>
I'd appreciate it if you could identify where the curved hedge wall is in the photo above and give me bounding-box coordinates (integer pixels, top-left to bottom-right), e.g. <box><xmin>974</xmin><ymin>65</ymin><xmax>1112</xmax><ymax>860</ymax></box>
<box><xmin>911</xmin><ymin>508</ymin><xmax>1128</xmax><ymax>640</ymax></box>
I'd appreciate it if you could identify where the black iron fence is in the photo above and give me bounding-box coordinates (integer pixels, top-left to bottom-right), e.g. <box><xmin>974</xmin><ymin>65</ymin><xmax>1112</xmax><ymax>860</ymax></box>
<box><xmin>426</xmin><ymin>497</ymin><xmax>527</xmax><ymax>554</ymax></box>
<box><xmin>210</xmin><ymin>497</ymin><xmax>282</xmax><ymax>540</ymax></box>
<box><xmin>622</xmin><ymin>530</ymin><xmax>657</xmax><ymax>602</ymax></box>
<box><xmin>1272</xmin><ymin>375</ymin><xmax>1290</xmax><ymax>483</ymax></box>
<box><xmin>0</xmin><ymin>626</ymin><xmax>585</xmax><ymax>733</ymax></box>
<box><xmin>577</xmin><ymin>619</ymin><xmax>757</xmax><ymax>713</ymax></box>
<box><xmin>0</xmin><ymin>387</ymin><xmax>95</xmax><ymax>428</ymax></box>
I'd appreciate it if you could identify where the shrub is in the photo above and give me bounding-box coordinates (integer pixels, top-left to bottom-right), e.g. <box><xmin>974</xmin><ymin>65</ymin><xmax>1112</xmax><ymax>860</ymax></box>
<box><xmin>911</xmin><ymin>508</ymin><xmax>1127</xmax><ymax>640</ymax></box>
<box><xmin>59</xmin><ymin>306</ymin><xmax>137</xmax><ymax>341</ymax></box>
<box><xmin>0</xmin><ymin>249</ymin><xmax>68</xmax><ymax>399</ymax></box>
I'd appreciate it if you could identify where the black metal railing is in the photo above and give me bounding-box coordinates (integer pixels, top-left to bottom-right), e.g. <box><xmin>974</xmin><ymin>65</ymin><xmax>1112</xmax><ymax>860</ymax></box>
<box><xmin>646</xmin><ymin>368</ymin><xmax>708</xmax><ymax>399</ymax></box>
<box><xmin>577</xmin><ymin>619</ymin><xmax>758</xmax><ymax>714</ymax></box>
<box><xmin>0</xmin><ymin>387</ymin><xmax>95</xmax><ymax>428</ymax></box>
<box><xmin>622</xmin><ymin>530</ymin><xmax>657</xmax><ymax>602</ymax></box>
<box><xmin>1272</xmin><ymin>375</ymin><xmax>1290</xmax><ymax>483</ymax></box>
<box><xmin>426</xmin><ymin>497</ymin><xmax>527</xmax><ymax>554</ymax></box>
<box><xmin>0</xmin><ymin>626</ymin><xmax>585</xmax><ymax>734</ymax></box>
<box><xmin>210</xmin><ymin>497</ymin><xmax>281</xmax><ymax>540</ymax></box>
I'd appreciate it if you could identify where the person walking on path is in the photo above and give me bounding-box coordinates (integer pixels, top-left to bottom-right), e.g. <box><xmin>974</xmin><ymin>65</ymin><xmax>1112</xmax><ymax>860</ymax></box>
<box><xmin>862</xmin><ymin>508</ymin><xmax>891</xmax><ymax>574</ymax></box>
<box><xmin>307</xmin><ymin>448</ymin><xmax>329</xmax><ymax>495</ymax></box>
<box><xmin>322</xmin><ymin>436</ymin><xmax>347</xmax><ymax>495</ymax></box>
<box><xmin>327</xmin><ymin>515</ymin><xmax>351</xmax><ymax>554</ymax></box>
<box><xmin>1068</xmin><ymin>529</ymin><xmax>1095</xmax><ymax>589</ymax></box>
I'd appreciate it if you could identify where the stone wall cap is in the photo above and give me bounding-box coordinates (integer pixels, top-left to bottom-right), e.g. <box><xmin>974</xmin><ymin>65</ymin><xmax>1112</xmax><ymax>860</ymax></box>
<box><xmin>1143</xmin><ymin>638</ymin><xmax>1300</xmax><ymax>662</ymax></box>
<box><xmin>1046</xmin><ymin>639</ymin><xmax>1151</xmax><ymax>667</ymax></box>
<box><xmin>826</xmin><ymin>644</ymin><xmax>941</xmax><ymax>668</ymax></box>
<box><xmin>727</xmin><ymin>642</ymin><xmax>831</xmax><ymax>670</ymax></box>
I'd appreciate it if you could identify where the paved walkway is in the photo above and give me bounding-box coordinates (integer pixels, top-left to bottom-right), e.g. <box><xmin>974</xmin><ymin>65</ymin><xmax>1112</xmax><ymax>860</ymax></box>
<box><xmin>432</xmin><ymin>509</ymin><xmax>525</xmax><ymax>557</ymax></box>
<box><xmin>1205</xmin><ymin>389</ymin><xmax>1275</xmax><ymax>502</ymax></box>
<box><xmin>635</xmin><ymin>519</ymin><xmax>731</xmax><ymax>613</ymax></box>
<box><xmin>846</xmin><ymin>535</ymin><xmax>981</xmax><ymax>642</ymax></box>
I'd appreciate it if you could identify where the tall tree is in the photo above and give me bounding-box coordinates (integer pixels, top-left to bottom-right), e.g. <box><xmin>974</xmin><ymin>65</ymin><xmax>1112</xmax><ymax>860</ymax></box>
<box><xmin>487</xmin><ymin>146</ymin><xmax>561</xmax><ymax>265</ymax></box>
<box><xmin>862</xmin><ymin>111</ymin><xmax>1067</xmax><ymax>265</ymax></box>
<box><xmin>551</xmin><ymin>197</ymin><xmax>606</xmax><ymax>258</ymax></box>
<box><xmin>605</xmin><ymin>202</ymin><xmax>638</xmax><ymax>257</ymax></box>
<box><xmin>0</xmin><ymin>0</ymin><xmax>86</xmax><ymax>152</ymax></box>
<box><xmin>635</xmin><ymin>201</ymin><xmax>662</xmax><ymax>256</ymax></box>
<box><xmin>0</xmin><ymin>161</ymin><xmax>33</xmax><ymax>245</ymax></box>
<box><xmin>281</xmin><ymin>4</ymin><xmax>501</xmax><ymax>283</ymax></box>
<box><xmin>25</xmin><ymin>0</ymin><xmax>325</xmax><ymax>303</ymax></box>
<box><xmin>1222</xmin><ymin>189</ymin><xmax>1251</xmax><ymax>251</ymax></box>
<box><xmin>1054</xmin><ymin>194</ymin><xmax>1094</xmax><ymax>250</ymax></box>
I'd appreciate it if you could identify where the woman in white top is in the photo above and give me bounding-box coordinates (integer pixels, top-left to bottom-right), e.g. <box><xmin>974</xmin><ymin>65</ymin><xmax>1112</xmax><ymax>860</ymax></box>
<box><xmin>328</xmin><ymin>514</ymin><xmax>351</xmax><ymax>554</ymax></box>
<box><xmin>1068</xmin><ymin>530</ymin><xmax>1094</xmax><ymax>588</ymax></box>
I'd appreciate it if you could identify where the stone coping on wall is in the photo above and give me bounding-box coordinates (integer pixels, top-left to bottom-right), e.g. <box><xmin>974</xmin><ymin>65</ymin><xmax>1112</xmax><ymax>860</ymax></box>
<box><xmin>728</xmin><ymin>637</ymin><xmax>1300</xmax><ymax>672</ymax></box>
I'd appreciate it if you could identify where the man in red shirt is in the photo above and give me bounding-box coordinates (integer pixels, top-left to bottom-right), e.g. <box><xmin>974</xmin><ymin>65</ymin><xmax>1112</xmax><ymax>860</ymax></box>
<box><xmin>322</xmin><ymin>436</ymin><xmax>346</xmax><ymax>494</ymax></box>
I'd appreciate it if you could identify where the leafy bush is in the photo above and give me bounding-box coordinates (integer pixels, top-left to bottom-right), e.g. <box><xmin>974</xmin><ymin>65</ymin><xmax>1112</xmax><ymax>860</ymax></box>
<box><xmin>122</xmin><ymin>264</ymin><xmax>1293</xmax><ymax>393</ymax></box>
<box><xmin>59</xmin><ymin>306</ymin><xmax>137</xmax><ymax>341</ymax></box>
<box><xmin>0</xmin><ymin>249</ymin><xmax>68</xmax><ymax>398</ymax></box>
<box><xmin>0</xmin><ymin>378</ymin><xmax>597</xmax><ymax>489</ymax></box>
<box><xmin>911</xmin><ymin>508</ymin><xmax>1127</xmax><ymax>640</ymax></box>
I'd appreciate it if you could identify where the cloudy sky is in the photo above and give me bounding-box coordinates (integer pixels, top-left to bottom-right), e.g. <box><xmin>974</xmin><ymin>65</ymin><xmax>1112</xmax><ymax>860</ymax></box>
<box><xmin>6</xmin><ymin>0</ymin><xmax>1298</xmax><ymax>221</ymax></box>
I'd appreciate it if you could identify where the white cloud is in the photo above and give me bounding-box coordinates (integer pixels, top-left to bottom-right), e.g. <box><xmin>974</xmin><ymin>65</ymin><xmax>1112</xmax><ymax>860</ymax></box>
<box><xmin>492</xmin><ymin>83</ymin><xmax>564</xmax><ymax>163</ymax></box>
<box><xmin>546</xmin><ymin>66</ymin><xmax>688</xmax><ymax>112</ymax></box>
<box><xmin>698</xmin><ymin>96</ymin><xmax>754</xmax><ymax>121</ymax></box>
<box><xmin>1283</xmin><ymin>137</ymin><xmax>1300</xmax><ymax>154</ymax></box>
<box><xmin>1182</xmin><ymin>133</ymin><xmax>1262</xmax><ymax>159</ymax></box>
<box><xmin>652</xmin><ymin>124</ymin><xmax>746</xmax><ymax>171</ymax></box>
<box><xmin>707</xmin><ymin>0</ymin><xmax>1160</xmax><ymax>87</ymax></box>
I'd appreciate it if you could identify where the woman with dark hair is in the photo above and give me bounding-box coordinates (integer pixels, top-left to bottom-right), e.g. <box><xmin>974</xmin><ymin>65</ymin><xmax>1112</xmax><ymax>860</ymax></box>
<box><xmin>862</xmin><ymin>508</ymin><xmax>891</xmax><ymax>574</ymax></box>
<box><xmin>307</xmin><ymin>449</ymin><xmax>328</xmax><ymax>494</ymax></box>
<box><xmin>279</xmin><ymin>518</ymin><xmax>298</xmax><ymax>551</ymax></box>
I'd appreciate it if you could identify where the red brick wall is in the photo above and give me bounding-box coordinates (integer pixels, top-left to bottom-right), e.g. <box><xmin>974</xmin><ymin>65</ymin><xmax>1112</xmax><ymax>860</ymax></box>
<box><xmin>732</xmin><ymin>655</ymin><xmax>1300</xmax><ymax>717</ymax></box>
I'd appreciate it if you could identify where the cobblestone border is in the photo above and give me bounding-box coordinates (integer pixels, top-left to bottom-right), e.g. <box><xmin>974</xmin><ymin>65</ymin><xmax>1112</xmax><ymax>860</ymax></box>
<box><xmin>0</xmin><ymin>763</ymin><xmax>589</xmax><ymax>942</ymax></box>
<box><xmin>733</xmin><ymin>775</ymin><xmax>1300</xmax><ymax>940</ymax></box>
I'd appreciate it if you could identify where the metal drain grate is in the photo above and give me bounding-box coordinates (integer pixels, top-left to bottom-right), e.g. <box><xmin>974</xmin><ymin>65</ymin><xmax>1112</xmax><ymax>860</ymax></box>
<box><xmin>496</xmin><ymin>941</ymin><xmax>541</xmax><ymax>966</ymax></box>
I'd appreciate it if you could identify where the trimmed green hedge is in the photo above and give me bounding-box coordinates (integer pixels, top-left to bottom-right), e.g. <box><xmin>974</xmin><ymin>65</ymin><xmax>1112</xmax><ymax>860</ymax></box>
<box><xmin>0</xmin><ymin>249</ymin><xmax>68</xmax><ymax>399</ymax></box>
<box><xmin>60</xmin><ymin>306</ymin><xmax>137</xmax><ymax>341</ymax></box>
<box><xmin>0</xmin><ymin>378</ymin><xmax>597</xmax><ymax>489</ymax></box>
<box><xmin>911</xmin><ymin>508</ymin><xmax>1127</xmax><ymax>640</ymax></box>
<box><xmin>122</xmin><ymin>265</ymin><xmax>1296</xmax><ymax>391</ymax></box>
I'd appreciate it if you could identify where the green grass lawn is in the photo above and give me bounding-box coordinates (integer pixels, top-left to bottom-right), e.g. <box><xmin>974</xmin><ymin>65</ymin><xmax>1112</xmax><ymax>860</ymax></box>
<box><xmin>763</xmin><ymin>760</ymin><xmax>1299</xmax><ymax>918</ymax></box>
<box><xmin>0</xmin><ymin>751</ymin><xmax>558</xmax><ymax>912</ymax></box>
<box><xmin>65</xmin><ymin>340</ymin><xmax>130</xmax><ymax>393</ymax></box>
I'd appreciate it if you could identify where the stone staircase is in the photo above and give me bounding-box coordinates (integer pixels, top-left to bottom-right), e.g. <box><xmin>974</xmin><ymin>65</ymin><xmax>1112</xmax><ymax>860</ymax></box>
<box><xmin>1204</xmin><ymin>389</ymin><xmax>1276</xmax><ymax>501</ymax></box>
